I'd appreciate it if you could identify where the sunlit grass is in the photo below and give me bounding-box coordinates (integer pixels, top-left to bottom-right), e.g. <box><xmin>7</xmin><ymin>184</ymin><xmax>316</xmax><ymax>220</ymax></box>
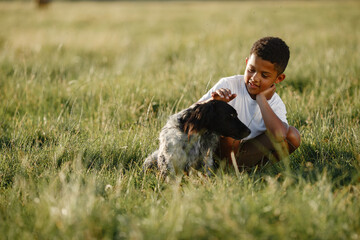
<box><xmin>0</xmin><ymin>1</ymin><xmax>360</xmax><ymax>239</ymax></box>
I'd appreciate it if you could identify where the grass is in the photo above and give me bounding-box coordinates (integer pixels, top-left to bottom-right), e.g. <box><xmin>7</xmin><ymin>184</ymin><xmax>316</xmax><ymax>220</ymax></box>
<box><xmin>0</xmin><ymin>1</ymin><xmax>360</xmax><ymax>239</ymax></box>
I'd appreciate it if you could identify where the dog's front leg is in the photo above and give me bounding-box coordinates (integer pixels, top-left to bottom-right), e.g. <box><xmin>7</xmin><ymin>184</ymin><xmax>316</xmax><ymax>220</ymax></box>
<box><xmin>143</xmin><ymin>150</ymin><xmax>159</xmax><ymax>172</ymax></box>
<box><xmin>204</xmin><ymin>149</ymin><xmax>215</xmax><ymax>176</ymax></box>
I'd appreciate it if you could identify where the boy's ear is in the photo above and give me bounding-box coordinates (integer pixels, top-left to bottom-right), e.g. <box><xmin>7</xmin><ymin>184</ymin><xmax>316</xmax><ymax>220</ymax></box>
<box><xmin>245</xmin><ymin>57</ymin><xmax>248</xmax><ymax>65</ymax></box>
<box><xmin>275</xmin><ymin>73</ymin><xmax>286</xmax><ymax>84</ymax></box>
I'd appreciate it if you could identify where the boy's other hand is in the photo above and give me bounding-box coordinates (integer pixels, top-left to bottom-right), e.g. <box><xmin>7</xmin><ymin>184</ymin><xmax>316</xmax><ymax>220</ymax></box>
<box><xmin>211</xmin><ymin>88</ymin><xmax>237</xmax><ymax>102</ymax></box>
<box><xmin>257</xmin><ymin>84</ymin><xmax>276</xmax><ymax>101</ymax></box>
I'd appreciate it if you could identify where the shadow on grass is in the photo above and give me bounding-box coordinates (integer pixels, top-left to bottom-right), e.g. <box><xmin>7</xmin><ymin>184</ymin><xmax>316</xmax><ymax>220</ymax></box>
<box><xmin>243</xmin><ymin>141</ymin><xmax>359</xmax><ymax>190</ymax></box>
<box><xmin>289</xmin><ymin>143</ymin><xmax>359</xmax><ymax>188</ymax></box>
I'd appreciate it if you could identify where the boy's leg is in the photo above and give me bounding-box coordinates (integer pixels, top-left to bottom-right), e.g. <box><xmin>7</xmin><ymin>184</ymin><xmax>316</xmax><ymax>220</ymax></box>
<box><xmin>218</xmin><ymin>126</ymin><xmax>300</xmax><ymax>168</ymax></box>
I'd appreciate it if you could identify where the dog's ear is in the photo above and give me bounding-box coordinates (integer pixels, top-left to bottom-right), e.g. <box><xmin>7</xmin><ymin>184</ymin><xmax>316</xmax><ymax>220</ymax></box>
<box><xmin>196</xmin><ymin>101</ymin><xmax>216</xmax><ymax>130</ymax></box>
<box><xmin>181</xmin><ymin>108</ymin><xmax>198</xmax><ymax>137</ymax></box>
<box><xmin>181</xmin><ymin>102</ymin><xmax>214</xmax><ymax>138</ymax></box>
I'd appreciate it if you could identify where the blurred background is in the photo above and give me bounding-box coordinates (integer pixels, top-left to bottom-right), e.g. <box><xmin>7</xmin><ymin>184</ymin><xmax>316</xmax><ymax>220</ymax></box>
<box><xmin>1</xmin><ymin>1</ymin><xmax>360</xmax><ymax>239</ymax></box>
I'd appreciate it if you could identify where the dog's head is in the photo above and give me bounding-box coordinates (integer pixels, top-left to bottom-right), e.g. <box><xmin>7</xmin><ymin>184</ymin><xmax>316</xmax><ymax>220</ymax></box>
<box><xmin>180</xmin><ymin>100</ymin><xmax>250</xmax><ymax>140</ymax></box>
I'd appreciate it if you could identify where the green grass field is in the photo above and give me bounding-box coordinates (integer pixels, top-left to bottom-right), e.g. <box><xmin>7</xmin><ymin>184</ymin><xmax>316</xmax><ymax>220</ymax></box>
<box><xmin>0</xmin><ymin>1</ymin><xmax>359</xmax><ymax>239</ymax></box>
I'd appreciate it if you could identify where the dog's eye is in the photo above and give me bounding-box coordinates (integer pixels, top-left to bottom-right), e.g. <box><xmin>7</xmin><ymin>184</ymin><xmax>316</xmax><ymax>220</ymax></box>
<box><xmin>231</xmin><ymin>113</ymin><xmax>237</xmax><ymax>118</ymax></box>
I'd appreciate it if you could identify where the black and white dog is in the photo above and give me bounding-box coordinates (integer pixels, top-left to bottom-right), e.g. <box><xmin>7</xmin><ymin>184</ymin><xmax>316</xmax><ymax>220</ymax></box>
<box><xmin>143</xmin><ymin>100</ymin><xmax>250</xmax><ymax>178</ymax></box>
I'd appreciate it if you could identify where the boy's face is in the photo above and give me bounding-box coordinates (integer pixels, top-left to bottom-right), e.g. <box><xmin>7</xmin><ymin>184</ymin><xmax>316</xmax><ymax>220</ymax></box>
<box><xmin>244</xmin><ymin>54</ymin><xmax>285</xmax><ymax>99</ymax></box>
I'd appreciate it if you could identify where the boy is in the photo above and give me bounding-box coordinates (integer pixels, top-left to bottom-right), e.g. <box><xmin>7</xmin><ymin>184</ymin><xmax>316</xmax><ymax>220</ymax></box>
<box><xmin>198</xmin><ymin>37</ymin><xmax>301</xmax><ymax>168</ymax></box>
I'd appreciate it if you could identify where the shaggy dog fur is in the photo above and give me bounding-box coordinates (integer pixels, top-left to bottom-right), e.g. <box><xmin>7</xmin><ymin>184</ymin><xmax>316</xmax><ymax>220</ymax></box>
<box><xmin>143</xmin><ymin>100</ymin><xmax>251</xmax><ymax>178</ymax></box>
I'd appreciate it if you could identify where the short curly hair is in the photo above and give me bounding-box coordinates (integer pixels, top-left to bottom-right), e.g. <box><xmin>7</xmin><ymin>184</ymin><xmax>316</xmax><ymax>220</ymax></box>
<box><xmin>250</xmin><ymin>37</ymin><xmax>290</xmax><ymax>74</ymax></box>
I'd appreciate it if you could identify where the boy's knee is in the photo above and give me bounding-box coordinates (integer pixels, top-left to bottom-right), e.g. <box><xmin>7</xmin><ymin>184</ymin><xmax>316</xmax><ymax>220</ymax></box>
<box><xmin>286</xmin><ymin>126</ymin><xmax>301</xmax><ymax>153</ymax></box>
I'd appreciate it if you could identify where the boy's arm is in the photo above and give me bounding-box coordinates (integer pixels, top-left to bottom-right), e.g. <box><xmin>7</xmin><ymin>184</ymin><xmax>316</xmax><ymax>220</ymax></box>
<box><xmin>198</xmin><ymin>88</ymin><xmax>236</xmax><ymax>104</ymax></box>
<box><xmin>191</xmin><ymin>89</ymin><xmax>235</xmax><ymax>109</ymax></box>
<box><xmin>256</xmin><ymin>85</ymin><xmax>289</xmax><ymax>142</ymax></box>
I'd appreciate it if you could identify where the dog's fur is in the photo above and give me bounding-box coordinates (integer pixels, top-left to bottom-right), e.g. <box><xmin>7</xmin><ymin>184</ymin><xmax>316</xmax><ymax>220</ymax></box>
<box><xmin>143</xmin><ymin>100</ymin><xmax>251</xmax><ymax>178</ymax></box>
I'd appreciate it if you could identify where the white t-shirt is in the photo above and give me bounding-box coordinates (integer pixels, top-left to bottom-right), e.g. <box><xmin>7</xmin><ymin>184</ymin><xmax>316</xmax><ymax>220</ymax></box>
<box><xmin>198</xmin><ymin>75</ymin><xmax>288</xmax><ymax>140</ymax></box>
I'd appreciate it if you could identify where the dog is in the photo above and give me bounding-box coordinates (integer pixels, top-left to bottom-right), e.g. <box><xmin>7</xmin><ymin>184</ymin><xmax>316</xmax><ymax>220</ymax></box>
<box><xmin>143</xmin><ymin>100</ymin><xmax>251</xmax><ymax>179</ymax></box>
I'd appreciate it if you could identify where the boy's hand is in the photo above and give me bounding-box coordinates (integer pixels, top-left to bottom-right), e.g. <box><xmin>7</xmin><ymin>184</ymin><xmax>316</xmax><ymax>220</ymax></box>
<box><xmin>257</xmin><ymin>84</ymin><xmax>276</xmax><ymax>101</ymax></box>
<box><xmin>211</xmin><ymin>88</ymin><xmax>237</xmax><ymax>102</ymax></box>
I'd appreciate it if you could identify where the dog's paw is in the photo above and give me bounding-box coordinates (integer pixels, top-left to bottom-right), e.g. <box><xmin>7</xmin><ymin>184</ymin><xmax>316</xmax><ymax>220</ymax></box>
<box><xmin>143</xmin><ymin>150</ymin><xmax>159</xmax><ymax>172</ymax></box>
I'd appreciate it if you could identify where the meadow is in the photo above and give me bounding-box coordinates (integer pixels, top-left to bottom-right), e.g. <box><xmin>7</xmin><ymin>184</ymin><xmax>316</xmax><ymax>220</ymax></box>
<box><xmin>0</xmin><ymin>1</ymin><xmax>359</xmax><ymax>239</ymax></box>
